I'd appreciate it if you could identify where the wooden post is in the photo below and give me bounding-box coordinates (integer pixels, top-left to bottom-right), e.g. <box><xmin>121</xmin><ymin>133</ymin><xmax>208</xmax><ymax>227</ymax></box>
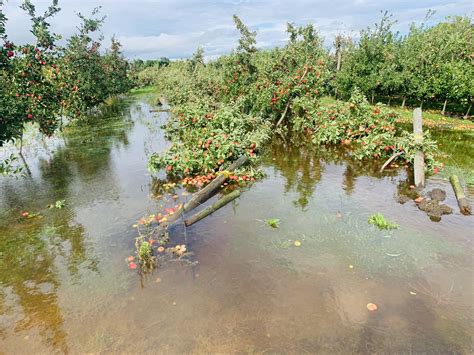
<box><xmin>449</xmin><ymin>175</ymin><xmax>472</xmax><ymax>215</ymax></box>
<box><xmin>153</xmin><ymin>155</ymin><xmax>248</xmax><ymax>232</ymax></box>
<box><xmin>413</xmin><ymin>108</ymin><xmax>425</xmax><ymax>187</ymax></box>
<box><xmin>441</xmin><ymin>98</ymin><xmax>448</xmax><ymax>115</ymax></box>
<box><xmin>465</xmin><ymin>103</ymin><xmax>472</xmax><ymax>119</ymax></box>
<box><xmin>184</xmin><ymin>190</ymin><xmax>241</xmax><ymax>227</ymax></box>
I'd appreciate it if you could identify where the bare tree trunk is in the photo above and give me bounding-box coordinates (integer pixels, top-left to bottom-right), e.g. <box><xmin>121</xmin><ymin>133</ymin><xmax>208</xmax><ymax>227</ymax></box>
<box><xmin>401</xmin><ymin>97</ymin><xmax>406</xmax><ymax>109</ymax></box>
<box><xmin>441</xmin><ymin>98</ymin><xmax>448</xmax><ymax>115</ymax></box>
<box><xmin>464</xmin><ymin>103</ymin><xmax>472</xmax><ymax>119</ymax></box>
<box><xmin>336</xmin><ymin>50</ymin><xmax>342</xmax><ymax>72</ymax></box>
<box><xmin>387</xmin><ymin>97</ymin><xmax>391</xmax><ymax>106</ymax></box>
<box><xmin>18</xmin><ymin>138</ymin><xmax>32</xmax><ymax>177</ymax></box>
<box><xmin>371</xmin><ymin>93</ymin><xmax>375</xmax><ymax>104</ymax></box>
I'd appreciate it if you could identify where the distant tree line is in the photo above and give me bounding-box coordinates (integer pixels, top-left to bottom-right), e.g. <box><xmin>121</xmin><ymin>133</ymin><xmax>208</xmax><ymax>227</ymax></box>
<box><xmin>333</xmin><ymin>13</ymin><xmax>473</xmax><ymax>116</ymax></box>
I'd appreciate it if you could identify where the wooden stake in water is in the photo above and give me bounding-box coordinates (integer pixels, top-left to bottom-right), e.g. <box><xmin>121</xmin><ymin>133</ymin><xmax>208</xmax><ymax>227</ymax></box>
<box><xmin>413</xmin><ymin>108</ymin><xmax>425</xmax><ymax>187</ymax></box>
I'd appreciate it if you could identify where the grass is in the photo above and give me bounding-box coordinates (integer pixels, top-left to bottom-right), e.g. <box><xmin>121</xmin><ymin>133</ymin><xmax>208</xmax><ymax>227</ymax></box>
<box><xmin>321</xmin><ymin>96</ymin><xmax>474</xmax><ymax>131</ymax></box>
<box><xmin>129</xmin><ymin>86</ymin><xmax>157</xmax><ymax>95</ymax></box>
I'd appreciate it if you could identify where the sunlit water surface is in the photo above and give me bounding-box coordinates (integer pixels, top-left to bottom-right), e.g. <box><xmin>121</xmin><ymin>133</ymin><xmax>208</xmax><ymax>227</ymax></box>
<box><xmin>0</xmin><ymin>94</ymin><xmax>472</xmax><ymax>354</ymax></box>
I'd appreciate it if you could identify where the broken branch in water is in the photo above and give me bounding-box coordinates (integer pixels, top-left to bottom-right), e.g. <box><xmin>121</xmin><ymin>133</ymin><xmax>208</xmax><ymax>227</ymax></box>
<box><xmin>380</xmin><ymin>151</ymin><xmax>403</xmax><ymax>173</ymax></box>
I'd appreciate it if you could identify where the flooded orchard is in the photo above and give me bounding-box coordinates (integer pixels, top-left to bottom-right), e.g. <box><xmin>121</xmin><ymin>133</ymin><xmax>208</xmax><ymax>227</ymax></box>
<box><xmin>0</xmin><ymin>94</ymin><xmax>472</xmax><ymax>353</ymax></box>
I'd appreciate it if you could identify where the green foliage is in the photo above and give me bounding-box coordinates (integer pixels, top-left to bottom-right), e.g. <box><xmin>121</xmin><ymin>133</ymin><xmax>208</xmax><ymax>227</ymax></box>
<box><xmin>0</xmin><ymin>153</ymin><xmax>23</xmax><ymax>176</ymax></box>
<box><xmin>48</xmin><ymin>200</ymin><xmax>66</xmax><ymax>209</ymax></box>
<box><xmin>368</xmin><ymin>213</ymin><xmax>399</xmax><ymax>230</ymax></box>
<box><xmin>0</xmin><ymin>1</ymin><xmax>132</xmax><ymax>150</ymax></box>
<box><xmin>135</xmin><ymin>238</ymin><xmax>155</xmax><ymax>272</ymax></box>
<box><xmin>265</xmin><ymin>218</ymin><xmax>280</xmax><ymax>228</ymax></box>
<box><xmin>301</xmin><ymin>89</ymin><xmax>439</xmax><ymax>172</ymax></box>
<box><xmin>335</xmin><ymin>13</ymin><xmax>473</xmax><ymax>114</ymax></box>
<box><xmin>149</xmin><ymin>102</ymin><xmax>271</xmax><ymax>177</ymax></box>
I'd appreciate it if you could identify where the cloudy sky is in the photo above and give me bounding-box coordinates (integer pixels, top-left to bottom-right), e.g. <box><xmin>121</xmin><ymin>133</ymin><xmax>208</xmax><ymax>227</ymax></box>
<box><xmin>2</xmin><ymin>0</ymin><xmax>472</xmax><ymax>59</ymax></box>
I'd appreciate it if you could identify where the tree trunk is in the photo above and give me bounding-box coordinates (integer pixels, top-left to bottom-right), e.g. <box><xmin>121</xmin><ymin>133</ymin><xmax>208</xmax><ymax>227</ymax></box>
<box><xmin>441</xmin><ymin>98</ymin><xmax>448</xmax><ymax>115</ymax></box>
<box><xmin>184</xmin><ymin>190</ymin><xmax>241</xmax><ymax>227</ymax></box>
<box><xmin>387</xmin><ymin>97</ymin><xmax>391</xmax><ymax>106</ymax></box>
<box><xmin>336</xmin><ymin>50</ymin><xmax>342</xmax><ymax>72</ymax></box>
<box><xmin>464</xmin><ymin>103</ymin><xmax>472</xmax><ymax>119</ymax></box>
<box><xmin>450</xmin><ymin>175</ymin><xmax>471</xmax><ymax>215</ymax></box>
<box><xmin>401</xmin><ymin>97</ymin><xmax>406</xmax><ymax>109</ymax></box>
<box><xmin>371</xmin><ymin>93</ymin><xmax>374</xmax><ymax>104</ymax></box>
<box><xmin>18</xmin><ymin>138</ymin><xmax>32</xmax><ymax>177</ymax></box>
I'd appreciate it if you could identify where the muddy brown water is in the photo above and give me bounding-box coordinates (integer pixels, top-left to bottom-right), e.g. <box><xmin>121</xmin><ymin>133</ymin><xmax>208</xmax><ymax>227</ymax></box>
<box><xmin>0</xmin><ymin>94</ymin><xmax>473</xmax><ymax>353</ymax></box>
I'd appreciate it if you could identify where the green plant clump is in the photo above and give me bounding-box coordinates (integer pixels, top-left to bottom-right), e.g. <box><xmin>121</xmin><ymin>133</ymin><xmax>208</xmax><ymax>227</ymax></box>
<box><xmin>265</xmin><ymin>218</ymin><xmax>280</xmax><ymax>229</ymax></box>
<box><xmin>368</xmin><ymin>213</ymin><xmax>399</xmax><ymax>230</ymax></box>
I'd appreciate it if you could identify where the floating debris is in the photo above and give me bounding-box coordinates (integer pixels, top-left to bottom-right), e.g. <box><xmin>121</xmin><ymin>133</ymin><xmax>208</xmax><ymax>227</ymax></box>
<box><xmin>368</xmin><ymin>213</ymin><xmax>399</xmax><ymax>230</ymax></box>
<box><xmin>367</xmin><ymin>303</ymin><xmax>378</xmax><ymax>311</ymax></box>
<box><xmin>265</xmin><ymin>218</ymin><xmax>280</xmax><ymax>228</ymax></box>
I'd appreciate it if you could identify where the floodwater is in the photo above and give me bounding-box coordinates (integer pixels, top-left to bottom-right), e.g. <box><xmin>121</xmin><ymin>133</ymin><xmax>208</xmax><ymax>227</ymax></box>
<box><xmin>0</xmin><ymin>94</ymin><xmax>472</xmax><ymax>354</ymax></box>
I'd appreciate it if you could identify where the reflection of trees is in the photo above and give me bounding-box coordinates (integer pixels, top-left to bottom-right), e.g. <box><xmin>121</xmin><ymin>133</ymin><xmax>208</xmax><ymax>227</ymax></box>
<box><xmin>267</xmin><ymin>135</ymin><xmax>323</xmax><ymax>209</ymax></box>
<box><xmin>267</xmin><ymin>133</ymin><xmax>400</xmax><ymax>209</ymax></box>
<box><xmin>0</xmin><ymin>205</ymin><xmax>97</xmax><ymax>352</ymax></box>
<box><xmin>0</xmin><ymin>100</ymin><xmax>135</xmax><ymax>351</ymax></box>
<box><xmin>42</xmin><ymin>103</ymin><xmax>134</xmax><ymax>183</ymax></box>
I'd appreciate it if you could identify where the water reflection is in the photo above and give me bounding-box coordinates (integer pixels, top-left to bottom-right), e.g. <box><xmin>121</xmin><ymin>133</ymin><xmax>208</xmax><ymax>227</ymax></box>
<box><xmin>267</xmin><ymin>133</ymin><xmax>402</xmax><ymax>209</ymax></box>
<box><xmin>0</xmin><ymin>98</ymin><xmax>135</xmax><ymax>352</ymax></box>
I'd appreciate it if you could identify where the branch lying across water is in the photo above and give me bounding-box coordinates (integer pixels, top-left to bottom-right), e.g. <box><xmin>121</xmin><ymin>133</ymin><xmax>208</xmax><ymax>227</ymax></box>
<box><xmin>380</xmin><ymin>151</ymin><xmax>403</xmax><ymax>173</ymax></box>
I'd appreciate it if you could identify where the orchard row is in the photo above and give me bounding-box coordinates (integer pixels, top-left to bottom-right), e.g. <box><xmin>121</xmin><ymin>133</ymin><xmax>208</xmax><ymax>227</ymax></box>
<box><xmin>147</xmin><ymin>17</ymin><xmax>440</xmax><ymax>182</ymax></box>
<box><xmin>335</xmin><ymin>13</ymin><xmax>472</xmax><ymax>115</ymax></box>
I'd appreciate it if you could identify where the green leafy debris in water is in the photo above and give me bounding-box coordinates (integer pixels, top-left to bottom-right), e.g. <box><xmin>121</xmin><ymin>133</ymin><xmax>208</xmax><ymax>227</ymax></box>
<box><xmin>135</xmin><ymin>237</ymin><xmax>156</xmax><ymax>272</ymax></box>
<box><xmin>265</xmin><ymin>218</ymin><xmax>280</xmax><ymax>229</ymax></box>
<box><xmin>48</xmin><ymin>200</ymin><xmax>66</xmax><ymax>209</ymax></box>
<box><xmin>368</xmin><ymin>213</ymin><xmax>399</xmax><ymax>230</ymax></box>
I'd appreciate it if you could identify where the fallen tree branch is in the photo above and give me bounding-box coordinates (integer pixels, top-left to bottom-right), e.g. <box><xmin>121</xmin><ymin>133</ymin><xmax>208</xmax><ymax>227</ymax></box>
<box><xmin>184</xmin><ymin>190</ymin><xmax>241</xmax><ymax>227</ymax></box>
<box><xmin>380</xmin><ymin>151</ymin><xmax>403</xmax><ymax>173</ymax></box>
<box><xmin>276</xmin><ymin>101</ymin><xmax>290</xmax><ymax>127</ymax></box>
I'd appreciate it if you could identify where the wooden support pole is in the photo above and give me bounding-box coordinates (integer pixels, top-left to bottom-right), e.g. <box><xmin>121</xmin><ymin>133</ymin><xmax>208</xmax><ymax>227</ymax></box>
<box><xmin>184</xmin><ymin>190</ymin><xmax>241</xmax><ymax>227</ymax></box>
<box><xmin>155</xmin><ymin>155</ymin><xmax>248</xmax><ymax>229</ymax></box>
<box><xmin>413</xmin><ymin>108</ymin><xmax>425</xmax><ymax>187</ymax></box>
<box><xmin>449</xmin><ymin>175</ymin><xmax>472</xmax><ymax>215</ymax></box>
<box><xmin>184</xmin><ymin>155</ymin><xmax>247</xmax><ymax>212</ymax></box>
<box><xmin>380</xmin><ymin>151</ymin><xmax>403</xmax><ymax>173</ymax></box>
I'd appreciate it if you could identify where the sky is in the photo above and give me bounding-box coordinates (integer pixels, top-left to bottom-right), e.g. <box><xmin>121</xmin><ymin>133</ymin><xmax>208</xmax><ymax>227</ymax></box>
<box><xmin>2</xmin><ymin>0</ymin><xmax>472</xmax><ymax>60</ymax></box>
